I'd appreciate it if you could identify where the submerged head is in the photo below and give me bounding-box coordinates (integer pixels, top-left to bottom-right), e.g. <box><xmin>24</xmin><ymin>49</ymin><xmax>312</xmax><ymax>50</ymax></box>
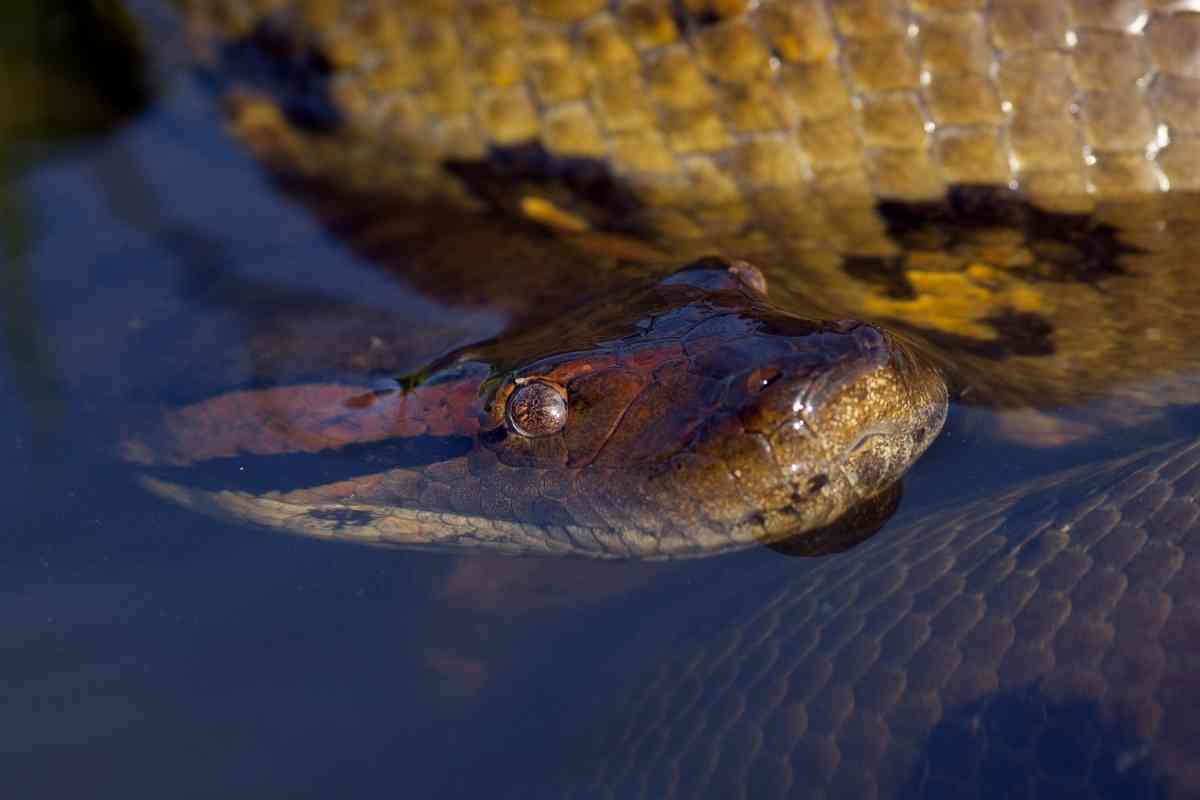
<box><xmin>467</xmin><ymin>257</ymin><xmax>949</xmax><ymax>555</ymax></box>
<box><xmin>132</xmin><ymin>258</ymin><xmax>947</xmax><ymax>559</ymax></box>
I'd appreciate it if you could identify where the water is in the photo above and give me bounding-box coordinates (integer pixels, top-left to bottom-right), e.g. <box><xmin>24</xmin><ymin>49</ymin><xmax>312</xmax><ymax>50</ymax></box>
<box><xmin>5</xmin><ymin>4</ymin><xmax>1200</xmax><ymax>798</ymax></box>
<box><xmin>1</xmin><ymin>11</ymin><xmax>685</xmax><ymax>795</ymax></box>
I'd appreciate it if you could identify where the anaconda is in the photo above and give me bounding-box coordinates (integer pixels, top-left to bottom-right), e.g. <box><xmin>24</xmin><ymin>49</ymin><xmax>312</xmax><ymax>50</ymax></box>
<box><xmin>115</xmin><ymin>1</ymin><xmax>1200</xmax><ymax>797</ymax></box>
<box><xmin>149</xmin><ymin>0</ymin><xmax>1200</xmax><ymax>537</ymax></box>
<box><xmin>470</xmin><ymin>436</ymin><xmax>1200</xmax><ymax>799</ymax></box>
<box><xmin>124</xmin><ymin>258</ymin><xmax>947</xmax><ymax>558</ymax></box>
<box><xmin>177</xmin><ymin>0</ymin><xmax>1200</xmax><ymax>413</ymax></box>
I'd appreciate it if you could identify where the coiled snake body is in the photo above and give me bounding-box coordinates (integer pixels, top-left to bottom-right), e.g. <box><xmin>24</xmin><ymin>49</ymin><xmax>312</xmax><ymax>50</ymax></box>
<box><xmin>145</xmin><ymin>1</ymin><xmax>1200</xmax><ymax>796</ymax></box>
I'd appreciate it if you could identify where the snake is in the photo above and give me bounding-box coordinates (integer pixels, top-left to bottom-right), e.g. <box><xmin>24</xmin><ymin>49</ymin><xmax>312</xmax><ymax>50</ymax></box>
<box><xmin>477</xmin><ymin>436</ymin><xmax>1200</xmax><ymax>799</ymax></box>
<box><xmin>124</xmin><ymin>257</ymin><xmax>947</xmax><ymax>557</ymax></box>
<box><xmin>129</xmin><ymin>0</ymin><xmax>1200</xmax><ymax>796</ymax></box>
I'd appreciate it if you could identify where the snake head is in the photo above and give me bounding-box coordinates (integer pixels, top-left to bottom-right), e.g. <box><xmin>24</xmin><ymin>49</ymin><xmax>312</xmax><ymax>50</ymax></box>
<box><xmin>470</xmin><ymin>257</ymin><xmax>949</xmax><ymax>556</ymax></box>
<box><xmin>127</xmin><ymin>258</ymin><xmax>946</xmax><ymax>559</ymax></box>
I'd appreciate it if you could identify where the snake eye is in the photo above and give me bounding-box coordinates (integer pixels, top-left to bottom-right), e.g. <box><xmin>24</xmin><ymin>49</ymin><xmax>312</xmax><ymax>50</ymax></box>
<box><xmin>506</xmin><ymin>380</ymin><xmax>568</xmax><ymax>438</ymax></box>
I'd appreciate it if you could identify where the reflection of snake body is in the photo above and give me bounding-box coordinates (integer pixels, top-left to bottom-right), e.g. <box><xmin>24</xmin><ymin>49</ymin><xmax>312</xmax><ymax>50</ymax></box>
<box><xmin>161</xmin><ymin>2</ymin><xmax>1200</xmax><ymax>796</ymax></box>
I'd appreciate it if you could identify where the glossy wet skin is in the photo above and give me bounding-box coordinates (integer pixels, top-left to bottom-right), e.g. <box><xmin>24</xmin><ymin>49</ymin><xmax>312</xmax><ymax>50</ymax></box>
<box><xmin>129</xmin><ymin>258</ymin><xmax>947</xmax><ymax>558</ymax></box>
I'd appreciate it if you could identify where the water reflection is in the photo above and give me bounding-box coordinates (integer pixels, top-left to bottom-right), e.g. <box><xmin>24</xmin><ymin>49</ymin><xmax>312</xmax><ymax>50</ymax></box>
<box><xmin>7</xmin><ymin>2</ymin><xmax>1200</xmax><ymax>799</ymax></box>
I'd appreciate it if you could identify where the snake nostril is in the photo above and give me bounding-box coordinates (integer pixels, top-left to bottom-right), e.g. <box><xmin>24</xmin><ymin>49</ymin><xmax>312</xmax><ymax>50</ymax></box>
<box><xmin>746</xmin><ymin>366</ymin><xmax>782</xmax><ymax>393</ymax></box>
<box><xmin>728</xmin><ymin>260</ymin><xmax>769</xmax><ymax>297</ymax></box>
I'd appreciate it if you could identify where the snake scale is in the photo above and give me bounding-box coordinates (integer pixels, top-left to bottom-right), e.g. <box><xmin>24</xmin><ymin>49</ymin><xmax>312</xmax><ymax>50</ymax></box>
<box><xmin>146</xmin><ymin>1</ymin><xmax>1200</xmax><ymax>796</ymax></box>
<box><xmin>473</xmin><ymin>436</ymin><xmax>1200</xmax><ymax>799</ymax></box>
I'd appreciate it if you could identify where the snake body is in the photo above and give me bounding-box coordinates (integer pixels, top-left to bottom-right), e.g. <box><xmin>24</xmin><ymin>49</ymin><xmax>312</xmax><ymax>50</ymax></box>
<box><xmin>487</xmin><ymin>437</ymin><xmax>1200</xmax><ymax>799</ymax></box>
<box><xmin>183</xmin><ymin>0</ymin><xmax>1200</xmax><ymax>210</ymax></box>
<box><xmin>176</xmin><ymin>0</ymin><xmax>1200</xmax><ymax>411</ymax></box>
<box><xmin>133</xmin><ymin>1</ymin><xmax>1200</xmax><ymax>796</ymax></box>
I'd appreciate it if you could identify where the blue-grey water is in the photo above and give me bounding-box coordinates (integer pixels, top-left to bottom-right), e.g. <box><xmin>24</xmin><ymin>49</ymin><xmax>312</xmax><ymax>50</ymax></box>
<box><xmin>5</xmin><ymin>4</ymin><xmax>1198</xmax><ymax>798</ymax></box>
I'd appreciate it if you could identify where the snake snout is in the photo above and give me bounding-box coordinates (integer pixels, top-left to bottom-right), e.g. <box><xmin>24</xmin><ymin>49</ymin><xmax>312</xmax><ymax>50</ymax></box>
<box><xmin>712</xmin><ymin>323</ymin><xmax>947</xmax><ymax>548</ymax></box>
<box><xmin>731</xmin><ymin>322</ymin><xmax>892</xmax><ymax>434</ymax></box>
<box><xmin>788</xmin><ymin>327</ymin><xmax>947</xmax><ymax>500</ymax></box>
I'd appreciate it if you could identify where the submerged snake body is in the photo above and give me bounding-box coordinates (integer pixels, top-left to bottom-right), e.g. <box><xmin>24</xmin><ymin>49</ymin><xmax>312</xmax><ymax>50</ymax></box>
<box><xmin>492</xmin><ymin>437</ymin><xmax>1200</xmax><ymax>799</ymax></box>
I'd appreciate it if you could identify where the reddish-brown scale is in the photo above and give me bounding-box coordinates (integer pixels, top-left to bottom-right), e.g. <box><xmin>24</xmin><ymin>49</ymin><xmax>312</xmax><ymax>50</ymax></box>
<box><xmin>126</xmin><ymin>369</ymin><xmax>487</xmax><ymax>467</ymax></box>
<box><xmin>619</xmin><ymin>340</ymin><xmax>686</xmax><ymax>371</ymax></box>
<box><xmin>561</xmin><ymin>369</ymin><xmax>647</xmax><ymax>468</ymax></box>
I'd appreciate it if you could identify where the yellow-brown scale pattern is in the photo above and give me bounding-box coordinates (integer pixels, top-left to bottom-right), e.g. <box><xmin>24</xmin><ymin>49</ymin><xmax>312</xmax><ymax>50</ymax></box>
<box><xmin>181</xmin><ymin>0</ymin><xmax>1200</xmax><ymax>213</ymax></box>
<box><xmin>174</xmin><ymin>1</ymin><xmax>1200</xmax><ymax>418</ymax></box>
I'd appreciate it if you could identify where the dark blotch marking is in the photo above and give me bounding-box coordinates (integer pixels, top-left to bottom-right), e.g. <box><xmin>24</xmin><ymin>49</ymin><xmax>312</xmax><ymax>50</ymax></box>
<box><xmin>873</xmin><ymin>185</ymin><xmax>1139</xmax><ymax>286</ymax></box>
<box><xmin>844</xmin><ymin>255</ymin><xmax>917</xmax><ymax>301</ymax></box>
<box><xmin>981</xmin><ymin>310</ymin><xmax>1054</xmax><ymax>357</ymax></box>
<box><xmin>767</xmin><ymin>482</ymin><xmax>902</xmax><ymax>557</ymax></box>
<box><xmin>143</xmin><ymin>435</ymin><xmax>473</xmax><ymax>494</ymax></box>
<box><xmin>807</xmin><ymin>474</ymin><xmax>829</xmax><ymax>493</ymax></box>
<box><xmin>445</xmin><ymin>142</ymin><xmax>644</xmax><ymax>235</ymax></box>
<box><xmin>306</xmin><ymin>508</ymin><xmax>377</xmax><ymax>529</ymax></box>
<box><xmin>479</xmin><ymin>426</ymin><xmax>508</xmax><ymax>447</ymax></box>
<box><xmin>841</xmin><ymin>185</ymin><xmax>1144</xmax><ymax>360</ymax></box>
<box><xmin>890</xmin><ymin>309</ymin><xmax>1056</xmax><ymax>361</ymax></box>
<box><xmin>670</xmin><ymin>0</ymin><xmax>723</xmax><ymax>31</ymax></box>
<box><xmin>216</xmin><ymin>14</ymin><xmax>341</xmax><ymax>132</ymax></box>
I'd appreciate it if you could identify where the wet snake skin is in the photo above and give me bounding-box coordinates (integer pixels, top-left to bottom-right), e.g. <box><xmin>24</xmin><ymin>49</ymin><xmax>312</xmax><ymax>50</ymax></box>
<box><xmin>174</xmin><ymin>0</ymin><xmax>1200</xmax><ymax>415</ymax></box>
<box><xmin>182</xmin><ymin>0</ymin><xmax>1200</xmax><ymax>212</ymax></box>
<box><xmin>494</xmin><ymin>437</ymin><xmax>1200</xmax><ymax>799</ymax></box>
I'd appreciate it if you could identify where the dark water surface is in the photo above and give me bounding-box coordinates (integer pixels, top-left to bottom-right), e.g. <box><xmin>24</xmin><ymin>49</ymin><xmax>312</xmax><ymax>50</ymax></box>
<box><xmin>6</xmin><ymin>4</ymin><xmax>1200</xmax><ymax>799</ymax></box>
